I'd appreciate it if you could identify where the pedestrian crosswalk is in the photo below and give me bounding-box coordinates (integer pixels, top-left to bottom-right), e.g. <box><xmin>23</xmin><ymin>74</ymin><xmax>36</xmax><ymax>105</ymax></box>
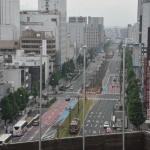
<box><xmin>57</xmin><ymin>97</ymin><xmax>118</xmax><ymax>101</ymax></box>
<box><xmin>87</xmin><ymin>98</ymin><xmax>118</xmax><ymax>101</ymax></box>
<box><xmin>101</xmin><ymin>92</ymin><xmax>119</xmax><ymax>95</ymax></box>
<box><xmin>64</xmin><ymin>91</ymin><xmax>119</xmax><ymax>95</ymax></box>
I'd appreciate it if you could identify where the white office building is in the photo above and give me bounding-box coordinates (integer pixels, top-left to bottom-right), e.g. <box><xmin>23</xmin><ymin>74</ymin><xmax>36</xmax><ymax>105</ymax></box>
<box><xmin>67</xmin><ymin>23</ymin><xmax>86</xmax><ymax>48</ymax></box>
<box><xmin>3</xmin><ymin>67</ymin><xmax>29</xmax><ymax>91</ymax></box>
<box><xmin>0</xmin><ymin>0</ymin><xmax>20</xmax><ymax>40</ymax></box>
<box><xmin>7</xmin><ymin>49</ymin><xmax>52</xmax><ymax>85</ymax></box>
<box><xmin>133</xmin><ymin>23</ymin><xmax>139</xmax><ymax>44</ymax></box>
<box><xmin>38</xmin><ymin>0</ymin><xmax>67</xmax><ymax>65</ymax></box>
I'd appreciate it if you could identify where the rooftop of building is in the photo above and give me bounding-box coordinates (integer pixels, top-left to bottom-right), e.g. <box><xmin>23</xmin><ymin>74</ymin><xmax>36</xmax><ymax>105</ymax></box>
<box><xmin>21</xmin><ymin>29</ymin><xmax>55</xmax><ymax>39</ymax></box>
<box><xmin>20</xmin><ymin>10</ymin><xmax>60</xmax><ymax>15</ymax></box>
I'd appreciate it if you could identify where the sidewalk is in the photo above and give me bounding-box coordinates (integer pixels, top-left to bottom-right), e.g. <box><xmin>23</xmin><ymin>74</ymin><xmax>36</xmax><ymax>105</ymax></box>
<box><xmin>0</xmin><ymin>102</ymin><xmax>38</xmax><ymax>136</ymax></box>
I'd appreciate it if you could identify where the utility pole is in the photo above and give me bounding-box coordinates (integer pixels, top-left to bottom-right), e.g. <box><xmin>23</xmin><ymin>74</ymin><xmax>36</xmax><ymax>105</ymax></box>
<box><xmin>122</xmin><ymin>45</ymin><xmax>125</xmax><ymax>150</ymax></box>
<box><xmin>83</xmin><ymin>45</ymin><xmax>86</xmax><ymax>150</ymax></box>
<box><xmin>39</xmin><ymin>46</ymin><xmax>43</xmax><ymax>150</ymax></box>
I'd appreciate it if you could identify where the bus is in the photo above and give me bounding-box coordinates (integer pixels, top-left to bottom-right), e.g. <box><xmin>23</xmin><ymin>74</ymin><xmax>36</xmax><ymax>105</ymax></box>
<box><xmin>0</xmin><ymin>134</ymin><xmax>12</xmax><ymax>144</ymax></box>
<box><xmin>69</xmin><ymin>118</ymin><xmax>80</xmax><ymax>134</ymax></box>
<box><xmin>13</xmin><ymin>120</ymin><xmax>28</xmax><ymax>137</ymax></box>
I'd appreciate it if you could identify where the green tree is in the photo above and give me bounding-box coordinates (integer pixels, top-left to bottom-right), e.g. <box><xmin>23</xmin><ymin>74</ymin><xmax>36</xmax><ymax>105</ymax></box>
<box><xmin>17</xmin><ymin>88</ymin><xmax>27</xmax><ymax>110</ymax></box>
<box><xmin>32</xmin><ymin>82</ymin><xmax>38</xmax><ymax>100</ymax></box>
<box><xmin>1</xmin><ymin>96</ymin><xmax>12</xmax><ymax>125</ymax></box>
<box><xmin>21</xmin><ymin>87</ymin><xmax>29</xmax><ymax>103</ymax></box>
<box><xmin>128</xmin><ymin>99</ymin><xmax>145</xmax><ymax>130</ymax></box>
<box><xmin>13</xmin><ymin>91</ymin><xmax>22</xmax><ymax>110</ymax></box>
<box><xmin>126</xmin><ymin>67</ymin><xmax>136</xmax><ymax>82</ymax></box>
<box><xmin>49</xmin><ymin>71</ymin><xmax>59</xmax><ymax>87</ymax></box>
<box><xmin>7</xmin><ymin>92</ymin><xmax>19</xmax><ymax>117</ymax></box>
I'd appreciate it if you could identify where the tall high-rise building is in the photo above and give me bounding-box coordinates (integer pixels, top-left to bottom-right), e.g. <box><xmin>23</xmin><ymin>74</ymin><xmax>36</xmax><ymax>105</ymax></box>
<box><xmin>38</xmin><ymin>0</ymin><xmax>67</xmax><ymax>65</ymax></box>
<box><xmin>0</xmin><ymin>0</ymin><xmax>20</xmax><ymax>40</ymax></box>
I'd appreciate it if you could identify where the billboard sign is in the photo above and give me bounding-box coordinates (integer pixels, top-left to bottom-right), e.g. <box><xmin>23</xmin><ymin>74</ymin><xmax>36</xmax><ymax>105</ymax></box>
<box><xmin>147</xmin><ymin>109</ymin><xmax>150</xmax><ymax>120</ymax></box>
<box><xmin>146</xmin><ymin>66</ymin><xmax>150</xmax><ymax>110</ymax></box>
<box><xmin>42</xmin><ymin>40</ymin><xmax>47</xmax><ymax>55</ymax></box>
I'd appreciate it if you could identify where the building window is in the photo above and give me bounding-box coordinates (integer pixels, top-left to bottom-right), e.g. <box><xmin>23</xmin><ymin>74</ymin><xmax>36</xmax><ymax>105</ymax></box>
<box><xmin>27</xmin><ymin>17</ymin><xmax>30</xmax><ymax>22</ymax></box>
<box><xmin>51</xmin><ymin>18</ymin><xmax>57</xmax><ymax>22</ymax></box>
<box><xmin>46</xmin><ymin>8</ymin><xmax>48</xmax><ymax>11</ymax></box>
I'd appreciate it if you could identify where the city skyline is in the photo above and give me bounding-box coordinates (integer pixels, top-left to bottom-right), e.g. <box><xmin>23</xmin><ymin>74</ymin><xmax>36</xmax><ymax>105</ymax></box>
<box><xmin>20</xmin><ymin>0</ymin><xmax>138</xmax><ymax>27</ymax></box>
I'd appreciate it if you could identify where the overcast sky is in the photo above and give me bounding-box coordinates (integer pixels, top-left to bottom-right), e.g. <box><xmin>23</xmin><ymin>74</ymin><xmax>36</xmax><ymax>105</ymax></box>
<box><xmin>20</xmin><ymin>0</ymin><xmax>138</xmax><ymax>28</ymax></box>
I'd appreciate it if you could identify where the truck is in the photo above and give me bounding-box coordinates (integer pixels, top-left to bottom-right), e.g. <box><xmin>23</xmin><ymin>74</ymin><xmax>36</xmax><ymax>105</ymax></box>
<box><xmin>69</xmin><ymin>118</ymin><xmax>80</xmax><ymax>134</ymax></box>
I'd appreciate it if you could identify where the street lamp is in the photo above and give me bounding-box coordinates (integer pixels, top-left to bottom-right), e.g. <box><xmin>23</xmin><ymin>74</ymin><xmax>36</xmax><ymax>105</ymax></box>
<box><xmin>52</xmin><ymin>79</ymin><xmax>54</xmax><ymax>94</ymax></box>
<box><xmin>77</xmin><ymin>95</ymin><xmax>80</xmax><ymax>113</ymax></box>
<box><xmin>57</xmin><ymin>124</ymin><xmax>60</xmax><ymax>138</ymax></box>
<box><xmin>68</xmin><ymin>106</ymin><xmax>72</xmax><ymax>126</ymax></box>
<box><xmin>122</xmin><ymin>45</ymin><xmax>125</xmax><ymax>150</ymax></box>
<box><xmin>83</xmin><ymin>45</ymin><xmax>86</xmax><ymax>150</ymax></box>
<box><xmin>39</xmin><ymin>46</ymin><xmax>43</xmax><ymax>150</ymax></box>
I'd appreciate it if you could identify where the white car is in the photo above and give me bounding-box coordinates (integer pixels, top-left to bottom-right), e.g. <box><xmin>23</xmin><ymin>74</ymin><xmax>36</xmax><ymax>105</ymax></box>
<box><xmin>70</xmin><ymin>85</ymin><xmax>73</xmax><ymax>90</ymax></box>
<box><xmin>103</xmin><ymin>121</ymin><xmax>109</xmax><ymax>128</ymax></box>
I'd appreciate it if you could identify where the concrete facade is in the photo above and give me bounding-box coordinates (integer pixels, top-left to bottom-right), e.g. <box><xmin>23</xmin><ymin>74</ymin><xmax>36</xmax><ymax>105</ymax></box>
<box><xmin>20</xmin><ymin>29</ymin><xmax>55</xmax><ymax>65</ymax></box>
<box><xmin>88</xmin><ymin>16</ymin><xmax>104</xmax><ymax>25</ymax></box>
<box><xmin>87</xmin><ymin>16</ymin><xmax>104</xmax><ymax>49</ymax></box>
<box><xmin>141</xmin><ymin>2</ymin><xmax>150</xmax><ymax>47</ymax></box>
<box><xmin>38</xmin><ymin>0</ymin><xmax>67</xmax><ymax>65</ymax></box>
<box><xmin>133</xmin><ymin>23</ymin><xmax>139</xmax><ymax>44</ymax></box>
<box><xmin>67</xmin><ymin>23</ymin><xmax>86</xmax><ymax>48</ymax></box>
<box><xmin>120</xmin><ymin>28</ymin><xmax>128</xmax><ymax>40</ymax></box>
<box><xmin>127</xmin><ymin>24</ymin><xmax>133</xmax><ymax>38</ymax></box>
<box><xmin>3</xmin><ymin>67</ymin><xmax>29</xmax><ymax>91</ymax></box>
<box><xmin>0</xmin><ymin>0</ymin><xmax>20</xmax><ymax>40</ymax></box>
<box><xmin>85</xmin><ymin>24</ymin><xmax>104</xmax><ymax>50</ymax></box>
<box><xmin>69</xmin><ymin>16</ymin><xmax>87</xmax><ymax>23</ymax></box>
<box><xmin>9</xmin><ymin>49</ymin><xmax>51</xmax><ymax>84</ymax></box>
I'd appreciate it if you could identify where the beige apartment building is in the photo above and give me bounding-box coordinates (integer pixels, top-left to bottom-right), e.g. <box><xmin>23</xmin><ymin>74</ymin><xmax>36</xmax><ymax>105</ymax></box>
<box><xmin>20</xmin><ymin>29</ymin><xmax>56</xmax><ymax>64</ymax></box>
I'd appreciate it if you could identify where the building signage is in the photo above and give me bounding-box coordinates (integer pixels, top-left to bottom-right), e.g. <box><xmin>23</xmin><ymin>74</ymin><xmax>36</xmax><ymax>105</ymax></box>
<box><xmin>146</xmin><ymin>66</ymin><xmax>150</xmax><ymax>110</ymax></box>
<box><xmin>144</xmin><ymin>58</ymin><xmax>147</xmax><ymax>103</ymax></box>
<box><xmin>42</xmin><ymin>40</ymin><xmax>47</xmax><ymax>55</ymax></box>
<box><xmin>147</xmin><ymin>109</ymin><xmax>150</xmax><ymax>120</ymax></box>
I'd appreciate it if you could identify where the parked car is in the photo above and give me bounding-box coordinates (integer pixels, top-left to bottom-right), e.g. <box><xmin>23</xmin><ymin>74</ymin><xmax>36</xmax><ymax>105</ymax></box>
<box><xmin>66</xmin><ymin>95</ymin><xmax>71</xmax><ymax>101</ymax></box>
<box><xmin>32</xmin><ymin>120</ymin><xmax>39</xmax><ymax>126</ymax></box>
<box><xmin>103</xmin><ymin>121</ymin><xmax>109</xmax><ymax>128</ymax></box>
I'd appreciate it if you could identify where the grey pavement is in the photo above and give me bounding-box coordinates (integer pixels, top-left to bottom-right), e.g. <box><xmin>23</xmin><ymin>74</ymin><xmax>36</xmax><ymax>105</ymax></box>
<box><xmin>79</xmin><ymin>42</ymin><xmax>121</xmax><ymax>136</ymax></box>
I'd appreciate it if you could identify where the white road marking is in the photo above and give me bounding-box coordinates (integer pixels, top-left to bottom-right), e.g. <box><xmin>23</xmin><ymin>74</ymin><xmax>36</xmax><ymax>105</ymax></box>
<box><xmin>99</xmin><ymin>130</ymin><xmax>100</xmax><ymax>133</ymax></box>
<box><xmin>101</xmin><ymin>120</ymin><xmax>103</xmax><ymax>123</ymax></box>
<box><xmin>96</xmin><ymin>120</ymin><xmax>99</xmax><ymax>123</ymax></box>
<box><xmin>87</xmin><ymin>120</ymin><xmax>90</xmax><ymax>122</ymax></box>
<box><xmin>93</xmin><ymin>120</ymin><xmax>94</xmax><ymax>122</ymax></box>
<box><xmin>95</xmin><ymin>124</ymin><xmax>97</xmax><ymax>127</ymax></box>
<box><xmin>91</xmin><ymin>124</ymin><xmax>93</xmax><ymax>127</ymax></box>
<box><xmin>86</xmin><ymin>124</ymin><xmax>88</xmax><ymax>127</ymax></box>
